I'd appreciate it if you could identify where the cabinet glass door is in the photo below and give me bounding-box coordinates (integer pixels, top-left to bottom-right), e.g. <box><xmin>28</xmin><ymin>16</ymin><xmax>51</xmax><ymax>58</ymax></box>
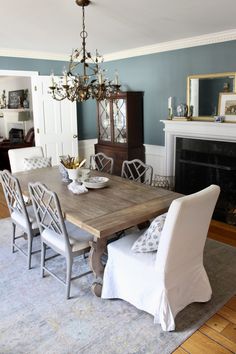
<box><xmin>113</xmin><ymin>98</ymin><xmax>127</xmax><ymax>143</ymax></box>
<box><xmin>98</xmin><ymin>100</ymin><xmax>111</xmax><ymax>141</ymax></box>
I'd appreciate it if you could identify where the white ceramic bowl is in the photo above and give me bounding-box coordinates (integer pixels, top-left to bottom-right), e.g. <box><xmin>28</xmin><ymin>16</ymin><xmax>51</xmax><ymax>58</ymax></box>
<box><xmin>83</xmin><ymin>176</ymin><xmax>109</xmax><ymax>189</ymax></box>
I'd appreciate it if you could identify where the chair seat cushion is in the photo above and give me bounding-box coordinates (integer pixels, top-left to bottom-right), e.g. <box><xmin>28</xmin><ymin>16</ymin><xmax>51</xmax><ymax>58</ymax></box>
<box><xmin>11</xmin><ymin>205</ymin><xmax>38</xmax><ymax>230</ymax></box>
<box><xmin>42</xmin><ymin>221</ymin><xmax>93</xmax><ymax>254</ymax></box>
<box><xmin>102</xmin><ymin>233</ymin><xmax>159</xmax><ymax>315</ymax></box>
<box><xmin>131</xmin><ymin>213</ymin><xmax>167</xmax><ymax>253</ymax></box>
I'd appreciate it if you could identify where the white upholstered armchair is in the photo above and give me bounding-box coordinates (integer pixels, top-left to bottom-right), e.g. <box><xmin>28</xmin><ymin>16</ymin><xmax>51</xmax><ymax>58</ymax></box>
<box><xmin>102</xmin><ymin>185</ymin><xmax>220</xmax><ymax>331</ymax></box>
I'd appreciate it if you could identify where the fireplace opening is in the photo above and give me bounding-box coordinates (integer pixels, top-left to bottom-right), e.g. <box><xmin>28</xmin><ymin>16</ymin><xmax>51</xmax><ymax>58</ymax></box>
<box><xmin>175</xmin><ymin>137</ymin><xmax>236</xmax><ymax>225</ymax></box>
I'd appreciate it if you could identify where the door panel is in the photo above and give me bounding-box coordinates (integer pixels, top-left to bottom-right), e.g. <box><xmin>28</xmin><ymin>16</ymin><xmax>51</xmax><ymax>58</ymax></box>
<box><xmin>31</xmin><ymin>76</ymin><xmax>78</xmax><ymax>165</ymax></box>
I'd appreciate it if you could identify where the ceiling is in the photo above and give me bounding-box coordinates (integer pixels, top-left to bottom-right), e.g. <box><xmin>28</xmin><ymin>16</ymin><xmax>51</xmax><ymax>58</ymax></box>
<box><xmin>1</xmin><ymin>0</ymin><xmax>236</xmax><ymax>60</ymax></box>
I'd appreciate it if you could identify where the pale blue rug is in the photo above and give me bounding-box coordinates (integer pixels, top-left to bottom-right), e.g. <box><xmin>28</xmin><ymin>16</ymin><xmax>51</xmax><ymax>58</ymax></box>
<box><xmin>0</xmin><ymin>217</ymin><xmax>236</xmax><ymax>354</ymax></box>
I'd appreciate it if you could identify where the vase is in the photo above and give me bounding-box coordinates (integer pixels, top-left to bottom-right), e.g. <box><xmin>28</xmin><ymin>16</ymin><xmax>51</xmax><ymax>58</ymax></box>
<box><xmin>66</xmin><ymin>167</ymin><xmax>81</xmax><ymax>190</ymax></box>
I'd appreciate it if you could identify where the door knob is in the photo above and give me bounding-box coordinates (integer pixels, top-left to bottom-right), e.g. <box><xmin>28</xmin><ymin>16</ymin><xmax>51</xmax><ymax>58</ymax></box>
<box><xmin>73</xmin><ymin>134</ymin><xmax>78</xmax><ymax>139</ymax></box>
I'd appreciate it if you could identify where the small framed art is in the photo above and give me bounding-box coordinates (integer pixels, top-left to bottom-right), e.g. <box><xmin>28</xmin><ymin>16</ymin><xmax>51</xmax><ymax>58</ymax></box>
<box><xmin>218</xmin><ymin>92</ymin><xmax>236</xmax><ymax>122</ymax></box>
<box><xmin>8</xmin><ymin>90</ymin><xmax>24</xmax><ymax>109</ymax></box>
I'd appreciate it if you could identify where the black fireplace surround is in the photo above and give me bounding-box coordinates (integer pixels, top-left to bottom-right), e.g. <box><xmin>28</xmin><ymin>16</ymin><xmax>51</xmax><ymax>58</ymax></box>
<box><xmin>175</xmin><ymin>137</ymin><xmax>236</xmax><ymax>225</ymax></box>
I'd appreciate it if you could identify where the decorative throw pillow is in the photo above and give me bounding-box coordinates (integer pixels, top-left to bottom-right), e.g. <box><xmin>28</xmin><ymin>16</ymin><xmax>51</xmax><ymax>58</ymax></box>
<box><xmin>24</xmin><ymin>156</ymin><xmax>52</xmax><ymax>171</ymax></box>
<box><xmin>131</xmin><ymin>212</ymin><xmax>167</xmax><ymax>253</ymax></box>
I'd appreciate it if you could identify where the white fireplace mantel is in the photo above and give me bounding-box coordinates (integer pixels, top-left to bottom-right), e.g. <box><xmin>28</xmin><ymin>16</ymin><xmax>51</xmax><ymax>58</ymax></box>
<box><xmin>161</xmin><ymin>120</ymin><xmax>236</xmax><ymax>176</ymax></box>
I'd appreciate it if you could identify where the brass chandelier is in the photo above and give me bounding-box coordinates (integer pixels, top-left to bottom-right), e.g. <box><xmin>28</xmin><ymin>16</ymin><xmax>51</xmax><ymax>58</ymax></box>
<box><xmin>49</xmin><ymin>0</ymin><xmax>120</xmax><ymax>102</ymax></box>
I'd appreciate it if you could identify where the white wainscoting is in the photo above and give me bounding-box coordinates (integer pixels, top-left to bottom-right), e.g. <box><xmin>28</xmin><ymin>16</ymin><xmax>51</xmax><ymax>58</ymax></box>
<box><xmin>144</xmin><ymin>144</ymin><xmax>165</xmax><ymax>176</ymax></box>
<box><xmin>78</xmin><ymin>139</ymin><xmax>97</xmax><ymax>167</ymax></box>
<box><xmin>79</xmin><ymin>139</ymin><xmax>166</xmax><ymax>175</ymax></box>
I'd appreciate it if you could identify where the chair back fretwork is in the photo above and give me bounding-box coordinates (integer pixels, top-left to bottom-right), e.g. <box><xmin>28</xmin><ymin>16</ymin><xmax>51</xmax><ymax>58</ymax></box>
<box><xmin>0</xmin><ymin>170</ymin><xmax>30</xmax><ymax>224</ymax></box>
<box><xmin>121</xmin><ymin>159</ymin><xmax>153</xmax><ymax>185</ymax></box>
<box><xmin>28</xmin><ymin>182</ymin><xmax>70</xmax><ymax>251</ymax></box>
<box><xmin>90</xmin><ymin>153</ymin><xmax>114</xmax><ymax>174</ymax></box>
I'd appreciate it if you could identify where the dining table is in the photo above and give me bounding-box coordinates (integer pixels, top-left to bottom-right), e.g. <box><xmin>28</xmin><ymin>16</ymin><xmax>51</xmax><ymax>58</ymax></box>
<box><xmin>15</xmin><ymin>166</ymin><xmax>182</xmax><ymax>296</ymax></box>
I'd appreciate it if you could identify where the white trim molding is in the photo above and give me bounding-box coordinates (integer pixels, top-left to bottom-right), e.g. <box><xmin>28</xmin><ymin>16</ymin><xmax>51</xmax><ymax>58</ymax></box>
<box><xmin>0</xmin><ymin>70</ymin><xmax>38</xmax><ymax>77</ymax></box>
<box><xmin>0</xmin><ymin>48</ymin><xmax>68</xmax><ymax>61</ymax></box>
<box><xmin>161</xmin><ymin>120</ymin><xmax>236</xmax><ymax>177</ymax></box>
<box><xmin>1</xmin><ymin>29</ymin><xmax>236</xmax><ymax>62</ymax></box>
<box><xmin>104</xmin><ymin>29</ymin><xmax>236</xmax><ymax>62</ymax></box>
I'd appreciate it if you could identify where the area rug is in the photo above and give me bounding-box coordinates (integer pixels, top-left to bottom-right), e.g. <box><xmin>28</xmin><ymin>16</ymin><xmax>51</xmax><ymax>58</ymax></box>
<box><xmin>0</xmin><ymin>217</ymin><xmax>236</xmax><ymax>354</ymax></box>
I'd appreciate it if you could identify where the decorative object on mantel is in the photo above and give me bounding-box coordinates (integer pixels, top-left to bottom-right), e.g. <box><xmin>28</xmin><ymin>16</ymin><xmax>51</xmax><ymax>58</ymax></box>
<box><xmin>171</xmin><ymin>102</ymin><xmax>193</xmax><ymax>121</ymax></box>
<box><xmin>187</xmin><ymin>72</ymin><xmax>236</xmax><ymax>121</ymax></box>
<box><xmin>218</xmin><ymin>92</ymin><xmax>236</xmax><ymax>122</ymax></box>
<box><xmin>49</xmin><ymin>0</ymin><xmax>121</xmax><ymax>103</ymax></box>
<box><xmin>176</xmin><ymin>103</ymin><xmax>188</xmax><ymax>117</ymax></box>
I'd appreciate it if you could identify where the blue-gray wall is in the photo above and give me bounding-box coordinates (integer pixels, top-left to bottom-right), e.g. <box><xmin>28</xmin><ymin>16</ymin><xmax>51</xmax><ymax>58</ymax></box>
<box><xmin>1</xmin><ymin>40</ymin><xmax>236</xmax><ymax>146</ymax></box>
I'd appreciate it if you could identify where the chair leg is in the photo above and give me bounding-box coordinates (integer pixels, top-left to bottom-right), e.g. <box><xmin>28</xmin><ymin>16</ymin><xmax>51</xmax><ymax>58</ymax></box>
<box><xmin>12</xmin><ymin>223</ymin><xmax>16</xmax><ymax>253</ymax></box>
<box><xmin>66</xmin><ymin>257</ymin><xmax>72</xmax><ymax>299</ymax></box>
<box><xmin>41</xmin><ymin>242</ymin><xmax>46</xmax><ymax>278</ymax></box>
<box><xmin>27</xmin><ymin>233</ymin><xmax>33</xmax><ymax>270</ymax></box>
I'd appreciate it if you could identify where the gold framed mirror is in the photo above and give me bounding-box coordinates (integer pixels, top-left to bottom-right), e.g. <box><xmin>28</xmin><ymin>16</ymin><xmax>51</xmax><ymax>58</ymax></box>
<box><xmin>187</xmin><ymin>72</ymin><xmax>236</xmax><ymax>121</ymax></box>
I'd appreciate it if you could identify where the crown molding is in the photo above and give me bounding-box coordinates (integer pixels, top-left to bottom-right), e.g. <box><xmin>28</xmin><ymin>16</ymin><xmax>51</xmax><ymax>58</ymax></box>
<box><xmin>103</xmin><ymin>29</ymin><xmax>236</xmax><ymax>62</ymax></box>
<box><xmin>0</xmin><ymin>29</ymin><xmax>236</xmax><ymax>62</ymax></box>
<box><xmin>0</xmin><ymin>48</ymin><xmax>68</xmax><ymax>61</ymax></box>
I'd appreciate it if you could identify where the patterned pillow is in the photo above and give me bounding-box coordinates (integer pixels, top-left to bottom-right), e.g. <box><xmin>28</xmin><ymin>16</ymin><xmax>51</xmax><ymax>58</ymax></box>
<box><xmin>24</xmin><ymin>157</ymin><xmax>52</xmax><ymax>171</ymax></box>
<box><xmin>131</xmin><ymin>213</ymin><xmax>167</xmax><ymax>253</ymax></box>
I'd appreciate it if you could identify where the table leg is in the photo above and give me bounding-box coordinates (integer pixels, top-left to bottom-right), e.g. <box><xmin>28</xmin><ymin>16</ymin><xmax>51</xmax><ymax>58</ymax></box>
<box><xmin>89</xmin><ymin>238</ymin><xmax>107</xmax><ymax>297</ymax></box>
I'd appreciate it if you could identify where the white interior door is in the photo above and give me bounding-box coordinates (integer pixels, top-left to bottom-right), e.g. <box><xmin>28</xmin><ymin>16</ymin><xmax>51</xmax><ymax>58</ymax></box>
<box><xmin>31</xmin><ymin>76</ymin><xmax>78</xmax><ymax>165</ymax></box>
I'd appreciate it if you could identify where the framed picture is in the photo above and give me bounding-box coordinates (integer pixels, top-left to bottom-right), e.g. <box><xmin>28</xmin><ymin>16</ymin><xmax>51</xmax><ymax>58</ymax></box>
<box><xmin>218</xmin><ymin>92</ymin><xmax>236</xmax><ymax>122</ymax></box>
<box><xmin>8</xmin><ymin>89</ymin><xmax>24</xmax><ymax>109</ymax></box>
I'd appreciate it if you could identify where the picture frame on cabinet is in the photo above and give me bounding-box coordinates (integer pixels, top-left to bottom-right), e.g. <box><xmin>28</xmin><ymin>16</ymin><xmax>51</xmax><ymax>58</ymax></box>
<box><xmin>8</xmin><ymin>90</ymin><xmax>24</xmax><ymax>109</ymax></box>
<box><xmin>218</xmin><ymin>92</ymin><xmax>236</xmax><ymax>122</ymax></box>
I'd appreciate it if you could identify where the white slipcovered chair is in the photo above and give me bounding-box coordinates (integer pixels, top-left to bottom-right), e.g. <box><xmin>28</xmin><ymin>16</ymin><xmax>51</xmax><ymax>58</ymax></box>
<box><xmin>102</xmin><ymin>185</ymin><xmax>220</xmax><ymax>331</ymax></box>
<box><xmin>0</xmin><ymin>170</ymin><xmax>40</xmax><ymax>269</ymax></box>
<box><xmin>28</xmin><ymin>182</ymin><xmax>94</xmax><ymax>299</ymax></box>
<box><xmin>90</xmin><ymin>152</ymin><xmax>114</xmax><ymax>174</ymax></box>
<box><xmin>121</xmin><ymin>159</ymin><xmax>153</xmax><ymax>185</ymax></box>
<box><xmin>8</xmin><ymin>146</ymin><xmax>44</xmax><ymax>173</ymax></box>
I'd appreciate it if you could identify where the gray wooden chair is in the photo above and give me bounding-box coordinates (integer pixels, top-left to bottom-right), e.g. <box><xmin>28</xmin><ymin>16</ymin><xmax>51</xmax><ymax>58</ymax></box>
<box><xmin>90</xmin><ymin>152</ymin><xmax>114</xmax><ymax>174</ymax></box>
<box><xmin>0</xmin><ymin>169</ymin><xmax>39</xmax><ymax>269</ymax></box>
<box><xmin>121</xmin><ymin>159</ymin><xmax>153</xmax><ymax>185</ymax></box>
<box><xmin>28</xmin><ymin>182</ymin><xmax>94</xmax><ymax>299</ymax></box>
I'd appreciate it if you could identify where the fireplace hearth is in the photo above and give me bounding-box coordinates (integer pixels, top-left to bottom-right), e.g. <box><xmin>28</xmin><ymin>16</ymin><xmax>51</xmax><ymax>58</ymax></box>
<box><xmin>175</xmin><ymin>137</ymin><xmax>236</xmax><ymax>224</ymax></box>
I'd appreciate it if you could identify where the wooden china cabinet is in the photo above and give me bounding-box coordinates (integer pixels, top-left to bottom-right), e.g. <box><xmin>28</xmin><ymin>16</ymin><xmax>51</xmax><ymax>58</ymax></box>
<box><xmin>95</xmin><ymin>91</ymin><xmax>145</xmax><ymax>176</ymax></box>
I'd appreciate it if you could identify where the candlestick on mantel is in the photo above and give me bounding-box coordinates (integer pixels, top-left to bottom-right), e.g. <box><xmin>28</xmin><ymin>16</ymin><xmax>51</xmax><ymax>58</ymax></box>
<box><xmin>168</xmin><ymin>96</ymin><xmax>172</xmax><ymax>109</ymax></box>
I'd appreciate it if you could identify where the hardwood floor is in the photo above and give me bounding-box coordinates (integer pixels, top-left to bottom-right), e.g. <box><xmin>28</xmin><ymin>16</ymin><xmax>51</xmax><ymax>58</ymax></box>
<box><xmin>0</xmin><ymin>188</ymin><xmax>235</xmax><ymax>353</ymax></box>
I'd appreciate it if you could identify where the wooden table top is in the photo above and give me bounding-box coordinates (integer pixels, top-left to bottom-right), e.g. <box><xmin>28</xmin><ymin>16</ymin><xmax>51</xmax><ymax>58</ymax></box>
<box><xmin>15</xmin><ymin>167</ymin><xmax>182</xmax><ymax>238</ymax></box>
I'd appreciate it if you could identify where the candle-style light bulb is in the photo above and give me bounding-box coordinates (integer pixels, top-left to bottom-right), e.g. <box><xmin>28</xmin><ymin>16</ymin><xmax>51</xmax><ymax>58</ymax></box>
<box><xmin>115</xmin><ymin>70</ymin><xmax>119</xmax><ymax>85</ymax></box>
<box><xmin>98</xmin><ymin>72</ymin><xmax>103</xmax><ymax>85</ymax></box>
<box><xmin>62</xmin><ymin>67</ymin><xmax>68</xmax><ymax>85</ymax></box>
<box><xmin>51</xmin><ymin>71</ymin><xmax>55</xmax><ymax>87</ymax></box>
